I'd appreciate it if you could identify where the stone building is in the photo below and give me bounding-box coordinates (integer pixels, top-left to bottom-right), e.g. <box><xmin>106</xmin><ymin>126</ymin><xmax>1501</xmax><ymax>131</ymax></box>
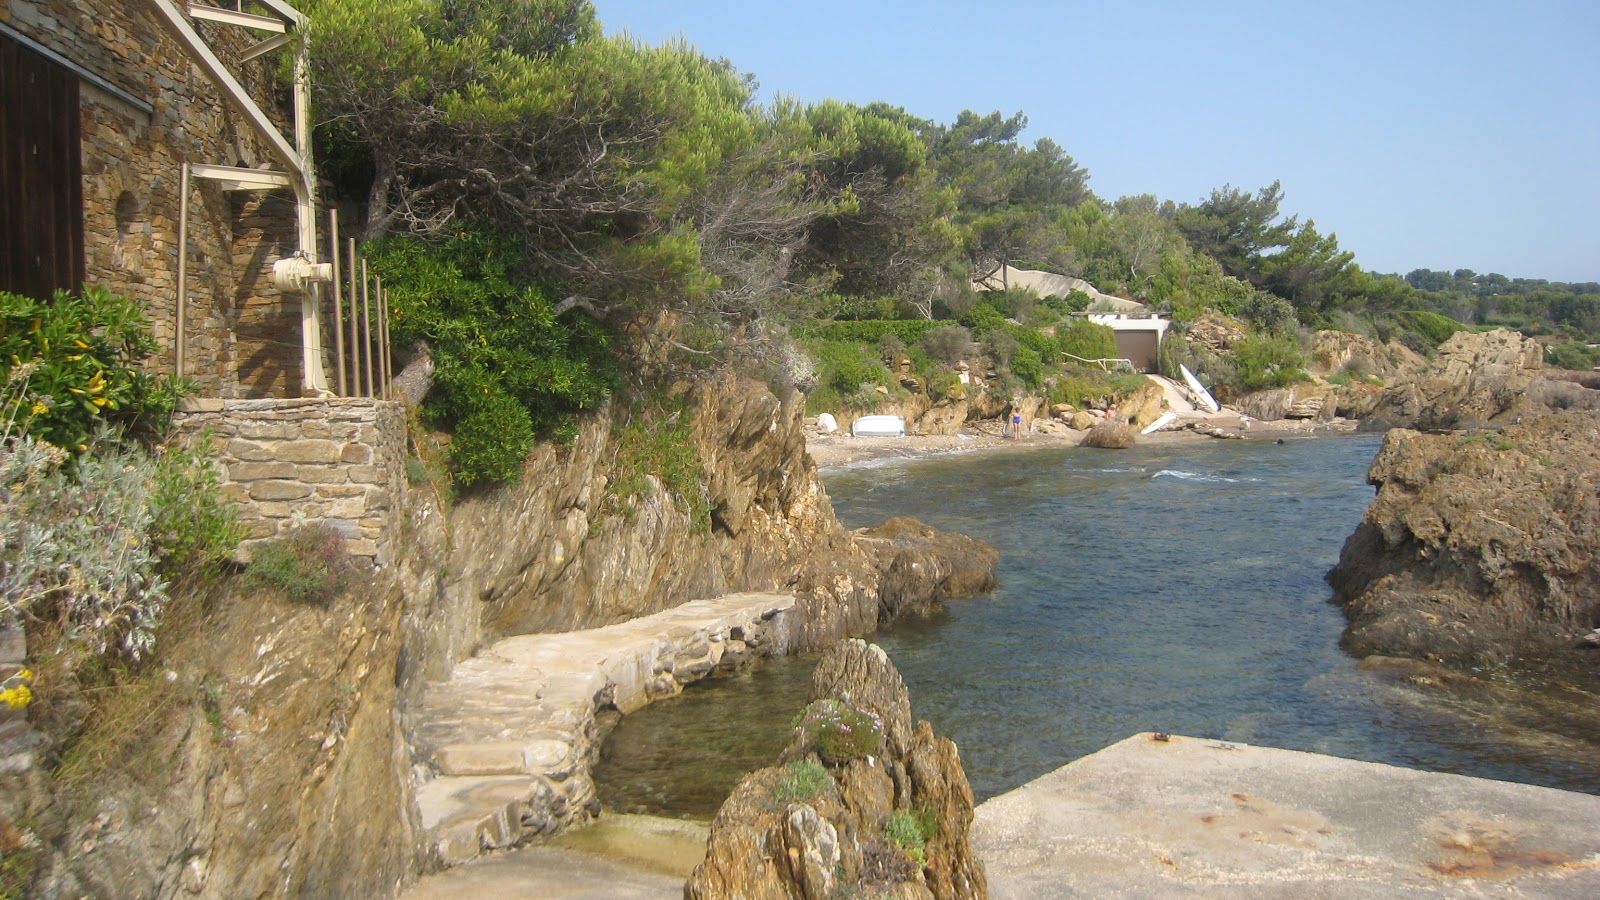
<box><xmin>1</xmin><ymin>0</ymin><xmax>333</xmax><ymax>398</ymax></box>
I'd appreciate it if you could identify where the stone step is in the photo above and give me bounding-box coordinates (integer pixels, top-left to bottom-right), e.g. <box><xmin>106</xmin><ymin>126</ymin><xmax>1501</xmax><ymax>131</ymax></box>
<box><xmin>411</xmin><ymin>591</ymin><xmax>798</xmax><ymax>868</ymax></box>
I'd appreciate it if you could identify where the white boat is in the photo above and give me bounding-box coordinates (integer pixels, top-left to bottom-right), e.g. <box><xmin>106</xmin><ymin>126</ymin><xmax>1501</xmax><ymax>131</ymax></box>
<box><xmin>1179</xmin><ymin>364</ymin><xmax>1220</xmax><ymax>413</ymax></box>
<box><xmin>851</xmin><ymin>414</ymin><xmax>906</xmax><ymax>437</ymax></box>
<box><xmin>1140</xmin><ymin>411</ymin><xmax>1179</xmax><ymax>434</ymax></box>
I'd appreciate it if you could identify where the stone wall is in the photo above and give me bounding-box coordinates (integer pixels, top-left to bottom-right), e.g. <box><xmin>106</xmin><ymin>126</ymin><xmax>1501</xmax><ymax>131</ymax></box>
<box><xmin>3</xmin><ymin>1</ymin><xmax>328</xmax><ymax>398</ymax></box>
<box><xmin>172</xmin><ymin>398</ymin><xmax>407</xmax><ymax>566</ymax></box>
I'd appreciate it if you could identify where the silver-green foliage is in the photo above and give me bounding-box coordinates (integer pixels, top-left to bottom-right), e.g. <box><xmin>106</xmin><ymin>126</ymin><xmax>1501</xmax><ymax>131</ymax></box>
<box><xmin>0</xmin><ymin>436</ymin><xmax>239</xmax><ymax>660</ymax></box>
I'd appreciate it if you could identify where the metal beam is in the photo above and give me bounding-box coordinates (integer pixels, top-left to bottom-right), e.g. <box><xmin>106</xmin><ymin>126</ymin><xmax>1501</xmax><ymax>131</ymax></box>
<box><xmin>141</xmin><ymin>0</ymin><xmax>302</xmax><ymax>178</ymax></box>
<box><xmin>187</xmin><ymin>4</ymin><xmax>286</xmax><ymax>33</ymax></box>
<box><xmin>253</xmin><ymin>0</ymin><xmax>309</xmax><ymax>27</ymax></box>
<box><xmin>190</xmin><ymin>163</ymin><xmax>293</xmax><ymax>191</ymax></box>
<box><xmin>239</xmin><ymin>32</ymin><xmax>295</xmax><ymax>63</ymax></box>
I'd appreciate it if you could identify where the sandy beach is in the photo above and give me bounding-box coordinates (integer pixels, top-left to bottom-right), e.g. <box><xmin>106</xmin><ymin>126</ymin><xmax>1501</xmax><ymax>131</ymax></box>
<box><xmin>805</xmin><ymin>415</ymin><xmax>1350</xmax><ymax>469</ymax></box>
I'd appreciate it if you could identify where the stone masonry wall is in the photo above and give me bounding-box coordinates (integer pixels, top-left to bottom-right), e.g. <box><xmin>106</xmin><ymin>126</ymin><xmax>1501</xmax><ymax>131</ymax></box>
<box><xmin>4</xmin><ymin>1</ymin><xmax>326</xmax><ymax>398</ymax></box>
<box><xmin>172</xmin><ymin>398</ymin><xmax>407</xmax><ymax>567</ymax></box>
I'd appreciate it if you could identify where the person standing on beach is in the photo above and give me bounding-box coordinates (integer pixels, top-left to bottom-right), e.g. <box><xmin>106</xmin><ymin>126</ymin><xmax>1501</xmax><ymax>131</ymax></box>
<box><xmin>1011</xmin><ymin>412</ymin><xmax>1023</xmax><ymax>440</ymax></box>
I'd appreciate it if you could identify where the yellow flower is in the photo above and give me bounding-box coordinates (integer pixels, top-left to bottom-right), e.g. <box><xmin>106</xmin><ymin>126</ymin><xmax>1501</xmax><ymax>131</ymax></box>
<box><xmin>30</xmin><ymin>401</ymin><xmax>48</xmax><ymax>415</ymax></box>
<box><xmin>1</xmin><ymin>685</ymin><xmax>31</xmax><ymax>709</ymax></box>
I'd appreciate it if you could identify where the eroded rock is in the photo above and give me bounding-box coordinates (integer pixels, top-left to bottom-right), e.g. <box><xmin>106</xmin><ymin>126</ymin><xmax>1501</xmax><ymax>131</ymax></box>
<box><xmin>687</xmin><ymin>639</ymin><xmax>988</xmax><ymax>899</ymax></box>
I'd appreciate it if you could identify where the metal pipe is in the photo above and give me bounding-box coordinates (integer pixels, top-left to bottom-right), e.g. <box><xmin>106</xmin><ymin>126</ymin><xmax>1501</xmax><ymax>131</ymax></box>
<box><xmin>348</xmin><ymin>238</ymin><xmax>361</xmax><ymax>396</ymax></box>
<box><xmin>361</xmin><ymin>259</ymin><xmax>374</xmax><ymax>398</ymax></box>
<box><xmin>377</xmin><ymin>282</ymin><xmax>392</xmax><ymax>397</ymax></box>
<box><xmin>329</xmin><ymin>208</ymin><xmax>346</xmax><ymax>396</ymax></box>
<box><xmin>175</xmin><ymin>162</ymin><xmax>189</xmax><ymax>378</ymax></box>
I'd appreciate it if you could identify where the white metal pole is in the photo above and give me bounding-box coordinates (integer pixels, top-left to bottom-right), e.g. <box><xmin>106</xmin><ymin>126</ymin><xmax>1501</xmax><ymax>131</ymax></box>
<box><xmin>176</xmin><ymin>162</ymin><xmax>189</xmax><ymax>378</ymax></box>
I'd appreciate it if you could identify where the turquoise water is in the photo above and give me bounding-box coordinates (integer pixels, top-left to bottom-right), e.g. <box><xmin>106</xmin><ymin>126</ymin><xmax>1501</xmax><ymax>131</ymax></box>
<box><xmin>594</xmin><ymin>435</ymin><xmax>1599</xmax><ymax>818</ymax></box>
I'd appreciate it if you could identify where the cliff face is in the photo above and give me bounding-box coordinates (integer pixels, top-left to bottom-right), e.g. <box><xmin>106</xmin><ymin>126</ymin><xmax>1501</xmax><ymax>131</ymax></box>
<box><xmin>445</xmin><ymin>375</ymin><xmax>996</xmax><ymax>651</ymax></box>
<box><xmin>19</xmin><ymin>375</ymin><xmax>996</xmax><ymax>897</ymax></box>
<box><xmin>1327</xmin><ymin>409</ymin><xmax>1600</xmax><ymax>672</ymax></box>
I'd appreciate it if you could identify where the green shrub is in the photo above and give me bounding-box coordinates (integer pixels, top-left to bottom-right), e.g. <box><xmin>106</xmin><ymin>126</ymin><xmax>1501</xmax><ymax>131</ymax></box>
<box><xmin>1011</xmin><ymin>346</ymin><xmax>1043</xmax><ymax>387</ymax></box>
<box><xmin>1</xmin><ymin>287</ymin><xmax>191</xmax><ymax>451</ymax></box>
<box><xmin>1398</xmin><ymin>310</ymin><xmax>1465</xmax><ymax>347</ymax></box>
<box><xmin>1546</xmin><ymin>341</ymin><xmax>1598</xmax><ymax>370</ymax></box>
<box><xmin>148</xmin><ymin>436</ymin><xmax>244</xmax><ymax>584</ymax></box>
<box><xmin>1056</xmin><ymin>320</ymin><xmax>1118</xmax><ymax>363</ymax></box>
<box><xmin>810</xmin><ymin>341</ymin><xmax>890</xmax><ymax>397</ymax></box>
<box><xmin>448</xmin><ymin>389</ymin><xmax>536</xmax><ymax>487</ymax></box>
<box><xmin>792</xmin><ymin>698</ymin><xmax>885</xmax><ymax>764</ymax></box>
<box><xmin>958</xmin><ymin>302</ymin><xmax>1007</xmax><ymax>335</ymax></box>
<box><xmin>774</xmin><ymin>759</ymin><xmax>834</xmax><ymax>804</ymax></box>
<box><xmin>0</xmin><ymin>434</ymin><xmax>237</xmax><ymax>661</ymax></box>
<box><xmin>604</xmin><ymin>397</ymin><xmax>710</xmax><ymax>533</ymax></box>
<box><xmin>885</xmin><ymin>808</ymin><xmax>938</xmax><ymax>868</ymax></box>
<box><xmin>917</xmin><ymin>325</ymin><xmax>975</xmax><ymax>367</ymax></box>
<box><xmin>1233</xmin><ymin>335</ymin><xmax>1310</xmax><ymax>391</ymax></box>
<box><xmin>797</xmin><ymin>320</ymin><xmax>942</xmax><ymax>345</ymax></box>
<box><xmin>245</xmin><ymin>525</ymin><xmax>358</xmax><ymax>607</ymax></box>
<box><xmin>367</xmin><ymin>229</ymin><xmax>616</xmax><ymax>487</ymax></box>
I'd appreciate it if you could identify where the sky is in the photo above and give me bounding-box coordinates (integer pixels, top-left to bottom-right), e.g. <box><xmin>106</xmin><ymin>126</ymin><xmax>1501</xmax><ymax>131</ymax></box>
<box><xmin>595</xmin><ymin>0</ymin><xmax>1599</xmax><ymax>284</ymax></box>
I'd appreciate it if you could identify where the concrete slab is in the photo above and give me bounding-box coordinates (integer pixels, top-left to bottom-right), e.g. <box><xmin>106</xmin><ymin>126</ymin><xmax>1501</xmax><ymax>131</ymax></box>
<box><xmin>974</xmin><ymin>733</ymin><xmax>1600</xmax><ymax>898</ymax></box>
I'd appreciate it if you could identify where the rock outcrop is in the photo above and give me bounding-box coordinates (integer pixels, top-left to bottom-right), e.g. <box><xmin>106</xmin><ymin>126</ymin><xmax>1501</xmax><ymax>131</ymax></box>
<box><xmin>687</xmin><ymin>639</ymin><xmax>987</xmax><ymax>900</ymax></box>
<box><xmin>854</xmin><ymin>518</ymin><xmax>1000</xmax><ymax>624</ymax></box>
<box><xmin>1362</xmin><ymin>329</ymin><xmax>1547</xmax><ymax>430</ymax></box>
<box><xmin>1327</xmin><ymin>409</ymin><xmax>1600</xmax><ymax>672</ymax></box>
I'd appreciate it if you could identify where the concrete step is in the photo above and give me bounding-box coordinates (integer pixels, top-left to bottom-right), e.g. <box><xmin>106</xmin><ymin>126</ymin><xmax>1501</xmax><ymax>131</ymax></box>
<box><xmin>410</xmin><ymin>592</ymin><xmax>797</xmax><ymax>868</ymax></box>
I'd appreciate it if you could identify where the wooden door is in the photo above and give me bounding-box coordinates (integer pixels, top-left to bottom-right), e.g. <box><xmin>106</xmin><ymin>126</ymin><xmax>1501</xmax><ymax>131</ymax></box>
<box><xmin>1</xmin><ymin>33</ymin><xmax>84</xmax><ymax>301</ymax></box>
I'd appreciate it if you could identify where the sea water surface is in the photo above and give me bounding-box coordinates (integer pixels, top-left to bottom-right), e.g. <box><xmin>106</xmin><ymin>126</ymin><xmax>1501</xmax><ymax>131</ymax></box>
<box><xmin>594</xmin><ymin>435</ymin><xmax>1598</xmax><ymax>818</ymax></box>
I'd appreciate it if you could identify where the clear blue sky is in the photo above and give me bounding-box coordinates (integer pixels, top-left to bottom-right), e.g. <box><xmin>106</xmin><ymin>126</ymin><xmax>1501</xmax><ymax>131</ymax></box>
<box><xmin>596</xmin><ymin>0</ymin><xmax>1599</xmax><ymax>283</ymax></box>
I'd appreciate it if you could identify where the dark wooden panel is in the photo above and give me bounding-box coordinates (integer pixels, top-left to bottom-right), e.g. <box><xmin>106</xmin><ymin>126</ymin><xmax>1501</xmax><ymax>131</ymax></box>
<box><xmin>1</xmin><ymin>33</ymin><xmax>84</xmax><ymax>301</ymax></box>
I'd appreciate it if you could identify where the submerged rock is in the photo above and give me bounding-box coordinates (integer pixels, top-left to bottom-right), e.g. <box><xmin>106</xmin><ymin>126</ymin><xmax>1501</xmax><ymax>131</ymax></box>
<box><xmin>687</xmin><ymin>639</ymin><xmax>988</xmax><ymax>900</ymax></box>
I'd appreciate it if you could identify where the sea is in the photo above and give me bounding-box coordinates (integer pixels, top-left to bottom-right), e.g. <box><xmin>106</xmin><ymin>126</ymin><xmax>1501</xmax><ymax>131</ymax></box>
<box><xmin>593</xmin><ymin>434</ymin><xmax>1600</xmax><ymax>819</ymax></box>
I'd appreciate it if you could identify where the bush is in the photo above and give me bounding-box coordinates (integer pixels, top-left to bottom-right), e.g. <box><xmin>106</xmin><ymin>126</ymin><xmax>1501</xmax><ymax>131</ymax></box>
<box><xmin>1546</xmin><ymin>341</ymin><xmax>1599</xmax><ymax>370</ymax></box>
<box><xmin>1</xmin><ymin>287</ymin><xmax>191</xmax><ymax>450</ymax></box>
<box><xmin>810</xmin><ymin>341</ymin><xmax>890</xmax><ymax>397</ymax></box>
<box><xmin>245</xmin><ymin>525</ymin><xmax>358</xmax><ymax>607</ymax></box>
<box><xmin>792</xmin><ymin>698</ymin><xmax>884</xmax><ymax>764</ymax></box>
<box><xmin>918</xmin><ymin>325</ymin><xmax>975</xmax><ymax>367</ymax></box>
<box><xmin>1056</xmin><ymin>320</ymin><xmax>1118</xmax><ymax>363</ymax></box>
<box><xmin>0</xmin><ymin>434</ymin><xmax>238</xmax><ymax>661</ymax></box>
<box><xmin>603</xmin><ymin>397</ymin><xmax>710</xmax><ymax>533</ymax></box>
<box><xmin>1398</xmin><ymin>310</ymin><xmax>1465</xmax><ymax>347</ymax></box>
<box><xmin>885</xmin><ymin>808</ymin><xmax>938</xmax><ymax>868</ymax></box>
<box><xmin>1240</xmin><ymin>291</ymin><xmax>1298</xmax><ymax>335</ymax></box>
<box><xmin>958</xmin><ymin>302</ymin><xmax>1007</xmax><ymax>335</ymax></box>
<box><xmin>1232</xmin><ymin>335</ymin><xmax>1310</xmax><ymax>391</ymax></box>
<box><xmin>1011</xmin><ymin>346</ymin><xmax>1043</xmax><ymax>387</ymax></box>
<box><xmin>798</xmin><ymin>320</ymin><xmax>942</xmax><ymax>345</ymax></box>
<box><xmin>367</xmin><ymin>230</ymin><xmax>616</xmax><ymax>487</ymax></box>
<box><xmin>774</xmin><ymin>759</ymin><xmax>834</xmax><ymax>804</ymax></box>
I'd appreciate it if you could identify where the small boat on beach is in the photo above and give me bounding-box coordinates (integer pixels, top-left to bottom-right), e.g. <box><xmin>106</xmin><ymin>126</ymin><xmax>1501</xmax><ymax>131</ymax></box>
<box><xmin>851</xmin><ymin>415</ymin><xmax>906</xmax><ymax>437</ymax></box>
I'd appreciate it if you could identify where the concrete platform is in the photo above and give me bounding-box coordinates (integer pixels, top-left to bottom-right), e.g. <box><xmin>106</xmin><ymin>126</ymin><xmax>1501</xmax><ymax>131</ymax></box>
<box><xmin>974</xmin><ymin>733</ymin><xmax>1600</xmax><ymax>898</ymax></box>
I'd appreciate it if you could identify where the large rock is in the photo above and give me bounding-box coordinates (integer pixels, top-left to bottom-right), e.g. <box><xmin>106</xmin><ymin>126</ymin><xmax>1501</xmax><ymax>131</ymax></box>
<box><xmin>687</xmin><ymin>640</ymin><xmax>988</xmax><ymax>899</ymax></box>
<box><xmin>1363</xmin><ymin>329</ymin><xmax>1546</xmax><ymax>430</ymax></box>
<box><xmin>855</xmin><ymin>518</ymin><xmax>1000</xmax><ymax>624</ymax></box>
<box><xmin>1327</xmin><ymin>409</ymin><xmax>1600</xmax><ymax>672</ymax></box>
<box><xmin>1307</xmin><ymin>330</ymin><xmax>1426</xmax><ymax>381</ymax></box>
